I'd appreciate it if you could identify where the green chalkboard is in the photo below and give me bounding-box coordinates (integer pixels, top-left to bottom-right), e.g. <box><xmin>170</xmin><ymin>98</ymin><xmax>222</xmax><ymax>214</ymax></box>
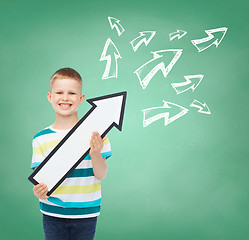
<box><xmin>1</xmin><ymin>0</ymin><xmax>249</xmax><ymax>239</ymax></box>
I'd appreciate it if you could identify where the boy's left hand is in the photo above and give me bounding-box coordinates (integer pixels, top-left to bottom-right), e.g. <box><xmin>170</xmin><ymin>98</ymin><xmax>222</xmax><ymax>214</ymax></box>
<box><xmin>89</xmin><ymin>131</ymin><xmax>107</xmax><ymax>158</ymax></box>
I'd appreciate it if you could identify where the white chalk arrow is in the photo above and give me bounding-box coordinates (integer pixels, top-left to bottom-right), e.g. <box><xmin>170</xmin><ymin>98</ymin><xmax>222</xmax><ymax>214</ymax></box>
<box><xmin>191</xmin><ymin>27</ymin><xmax>228</xmax><ymax>52</ymax></box>
<box><xmin>100</xmin><ymin>38</ymin><xmax>122</xmax><ymax>79</ymax></box>
<box><xmin>28</xmin><ymin>92</ymin><xmax>127</xmax><ymax>195</ymax></box>
<box><xmin>169</xmin><ymin>29</ymin><xmax>187</xmax><ymax>41</ymax></box>
<box><xmin>142</xmin><ymin>101</ymin><xmax>189</xmax><ymax>127</ymax></box>
<box><xmin>130</xmin><ymin>31</ymin><xmax>156</xmax><ymax>52</ymax></box>
<box><xmin>190</xmin><ymin>99</ymin><xmax>211</xmax><ymax>114</ymax></box>
<box><xmin>134</xmin><ymin>49</ymin><xmax>183</xmax><ymax>90</ymax></box>
<box><xmin>171</xmin><ymin>74</ymin><xmax>204</xmax><ymax>94</ymax></box>
<box><xmin>108</xmin><ymin>16</ymin><xmax>125</xmax><ymax>36</ymax></box>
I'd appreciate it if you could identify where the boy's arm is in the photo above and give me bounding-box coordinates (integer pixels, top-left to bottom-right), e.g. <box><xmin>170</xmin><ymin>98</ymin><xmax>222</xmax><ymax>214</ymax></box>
<box><xmin>89</xmin><ymin>131</ymin><xmax>108</xmax><ymax>180</ymax></box>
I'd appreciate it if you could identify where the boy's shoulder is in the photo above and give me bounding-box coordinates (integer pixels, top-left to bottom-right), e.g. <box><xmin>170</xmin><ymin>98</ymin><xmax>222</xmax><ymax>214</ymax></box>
<box><xmin>33</xmin><ymin>126</ymin><xmax>56</xmax><ymax>141</ymax></box>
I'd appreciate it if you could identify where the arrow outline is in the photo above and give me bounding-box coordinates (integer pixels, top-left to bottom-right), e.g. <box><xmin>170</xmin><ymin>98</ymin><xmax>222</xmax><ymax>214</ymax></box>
<box><xmin>171</xmin><ymin>74</ymin><xmax>204</xmax><ymax>94</ymax></box>
<box><xmin>191</xmin><ymin>27</ymin><xmax>228</xmax><ymax>52</ymax></box>
<box><xmin>169</xmin><ymin>29</ymin><xmax>187</xmax><ymax>41</ymax></box>
<box><xmin>130</xmin><ymin>31</ymin><xmax>156</xmax><ymax>52</ymax></box>
<box><xmin>190</xmin><ymin>99</ymin><xmax>211</xmax><ymax>114</ymax></box>
<box><xmin>100</xmin><ymin>38</ymin><xmax>122</xmax><ymax>79</ymax></box>
<box><xmin>142</xmin><ymin>100</ymin><xmax>189</xmax><ymax>127</ymax></box>
<box><xmin>28</xmin><ymin>91</ymin><xmax>127</xmax><ymax>196</ymax></box>
<box><xmin>108</xmin><ymin>16</ymin><xmax>125</xmax><ymax>36</ymax></box>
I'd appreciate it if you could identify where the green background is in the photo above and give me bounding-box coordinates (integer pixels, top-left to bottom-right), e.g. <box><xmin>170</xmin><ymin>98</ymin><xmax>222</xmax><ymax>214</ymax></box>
<box><xmin>1</xmin><ymin>0</ymin><xmax>248</xmax><ymax>239</ymax></box>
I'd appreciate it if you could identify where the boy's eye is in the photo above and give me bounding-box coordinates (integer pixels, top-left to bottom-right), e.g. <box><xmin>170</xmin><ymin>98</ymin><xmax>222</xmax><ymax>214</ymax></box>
<box><xmin>69</xmin><ymin>92</ymin><xmax>76</xmax><ymax>95</ymax></box>
<box><xmin>56</xmin><ymin>92</ymin><xmax>62</xmax><ymax>94</ymax></box>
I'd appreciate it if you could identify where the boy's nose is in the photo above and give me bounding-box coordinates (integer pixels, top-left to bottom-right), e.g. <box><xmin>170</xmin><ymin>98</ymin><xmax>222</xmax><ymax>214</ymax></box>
<box><xmin>62</xmin><ymin>93</ymin><xmax>69</xmax><ymax>100</ymax></box>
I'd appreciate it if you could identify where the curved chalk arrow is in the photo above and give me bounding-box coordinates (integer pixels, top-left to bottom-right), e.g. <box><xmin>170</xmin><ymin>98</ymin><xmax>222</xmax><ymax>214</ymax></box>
<box><xmin>169</xmin><ymin>29</ymin><xmax>187</xmax><ymax>41</ymax></box>
<box><xmin>171</xmin><ymin>74</ymin><xmax>204</xmax><ymax>94</ymax></box>
<box><xmin>190</xmin><ymin>99</ymin><xmax>211</xmax><ymax>114</ymax></box>
<box><xmin>142</xmin><ymin>100</ymin><xmax>189</xmax><ymax>127</ymax></box>
<box><xmin>191</xmin><ymin>27</ymin><xmax>228</xmax><ymax>52</ymax></box>
<box><xmin>108</xmin><ymin>16</ymin><xmax>125</xmax><ymax>36</ymax></box>
<box><xmin>100</xmin><ymin>38</ymin><xmax>122</xmax><ymax>79</ymax></box>
<box><xmin>130</xmin><ymin>31</ymin><xmax>156</xmax><ymax>52</ymax></box>
<box><xmin>134</xmin><ymin>49</ymin><xmax>183</xmax><ymax>90</ymax></box>
<box><xmin>28</xmin><ymin>91</ymin><xmax>127</xmax><ymax>195</ymax></box>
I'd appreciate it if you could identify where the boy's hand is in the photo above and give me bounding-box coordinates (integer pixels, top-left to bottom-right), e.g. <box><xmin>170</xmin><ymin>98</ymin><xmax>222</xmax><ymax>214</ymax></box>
<box><xmin>33</xmin><ymin>183</ymin><xmax>48</xmax><ymax>200</ymax></box>
<box><xmin>89</xmin><ymin>131</ymin><xmax>106</xmax><ymax>158</ymax></box>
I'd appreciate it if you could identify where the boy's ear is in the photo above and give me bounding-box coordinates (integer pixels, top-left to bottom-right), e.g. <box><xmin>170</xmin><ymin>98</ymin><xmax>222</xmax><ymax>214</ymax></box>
<box><xmin>80</xmin><ymin>94</ymin><xmax>85</xmax><ymax>104</ymax></box>
<box><xmin>47</xmin><ymin>92</ymin><xmax>52</xmax><ymax>103</ymax></box>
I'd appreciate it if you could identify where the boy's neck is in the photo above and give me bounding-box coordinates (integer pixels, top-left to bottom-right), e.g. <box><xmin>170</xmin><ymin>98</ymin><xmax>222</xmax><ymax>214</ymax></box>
<box><xmin>51</xmin><ymin>114</ymin><xmax>80</xmax><ymax>130</ymax></box>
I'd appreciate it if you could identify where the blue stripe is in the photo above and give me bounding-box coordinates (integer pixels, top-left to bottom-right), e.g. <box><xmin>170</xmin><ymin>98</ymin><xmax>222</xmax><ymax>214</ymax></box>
<box><xmin>31</xmin><ymin>162</ymin><xmax>41</xmax><ymax>170</ymax></box>
<box><xmin>33</xmin><ymin>128</ymin><xmax>56</xmax><ymax>139</ymax></box>
<box><xmin>48</xmin><ymin>197</ymin><xmax>101</xmax><ymax>208</ymax></box>
<box><xmin>102</xmin><ymin>151</ymin><xmax>112</xmax><ymax>160</ymax></box>
<box><xmin>68</xmin><ymin>168</ymin><xmax>94</xmax><ymax>178</ymax></box>
<box><xmin>40</xmin><ymin>202</ymin><xmax>100</xmax><ymax>216</ymax></box>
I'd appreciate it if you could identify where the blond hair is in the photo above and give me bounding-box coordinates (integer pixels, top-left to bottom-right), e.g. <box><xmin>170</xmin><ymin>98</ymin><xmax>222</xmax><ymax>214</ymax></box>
<box><xmin>50</xmin><ymin>67</ymin><xmax>82</xmax><ymax>92</ymax></box>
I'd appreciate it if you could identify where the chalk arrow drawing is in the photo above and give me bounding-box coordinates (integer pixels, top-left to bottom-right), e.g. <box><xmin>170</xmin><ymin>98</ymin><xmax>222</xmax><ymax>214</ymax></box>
<box><xmin>190</xmin><ymin>99</ymin><xmax>211</xmax><ymax>114</ymax></box>
<box><xmin>28</xmin><ymin>92</ymin><xmax>127</xmax><ymax>195</ymax></box>
<box><xmin>108</xmin><ymin>16</ymin><xmax>125</xmax><ymax>36</ymax></box>
<box><xmin>169</xmin><ymin>29</ymin><xmax>187</xmax><ymax>41</ymax></box>
<box><xmin>171</xmin><ymin>74</ymin><xmax>204</xmax><ymax>94</ymax></box>
<box><xmin>191</xmin><ymin>27</ymin><xmax>228</xmax><ymax>52</ymax></box>
<box><xmin>142</xmin><ymin>101</ymin><xmax>189</xmax><ymax>127</ymax></box>
<box><xmin>100</xmin><ymin>38</ymin><xmax>122</xmax><ymax>79</ymax></box>
<box><xmin>134</xmin><ymin>49</ymin><xmax>183</xmax><ymax>90</ymax></box>
<box><xmin>130</xmin><ymin>31</ymin><xmax>156</xmax><ymax>52</ymax></box>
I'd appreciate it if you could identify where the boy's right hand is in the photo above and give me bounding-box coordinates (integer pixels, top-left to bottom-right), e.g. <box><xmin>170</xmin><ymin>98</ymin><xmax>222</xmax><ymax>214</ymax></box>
<box><xmin>33</xmin><ymin>183</ymin><xmax>48</xmax><ymax>199</ymax></box>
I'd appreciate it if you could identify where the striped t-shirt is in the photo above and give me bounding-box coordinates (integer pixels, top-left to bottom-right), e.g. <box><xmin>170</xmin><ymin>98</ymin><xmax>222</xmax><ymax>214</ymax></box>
<box><xmin>31</xmin><ymin>126</ymin><xmax>112</xmax><ymax>219</ymax></box>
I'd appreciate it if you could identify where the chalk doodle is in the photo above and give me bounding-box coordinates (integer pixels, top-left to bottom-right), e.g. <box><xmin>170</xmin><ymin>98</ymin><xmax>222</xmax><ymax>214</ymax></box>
<box><xmin>134</xmin><ymin>49</ymin><xmax>183</xmax><ymax>89</ymax></box>
<box><xmin>142</xmin><ymin>101</ymin><xmax>189</xmax><ymax>127</ymax></box>
<box><xmin>100</xmin><ymin>38</ymin><xmax>122</xmax><ymax>79</ymax></box>
<box><xmin>191</xmin><ymin>27</ymin><xmax>228</xmax><ymax>52</ymax></box>
<box><xmin>108</xmin><ymin>16</ymin><xmax>125</xmax><ymax>36</ymax></box>
<box><xmin>130</xmin><ymin>31</ymin><xmax>156</xmax><ymax>52</ymax></box>
<box><xmin>190</xmin><ymin>99</ymin><xmax>211</xmax><ymax>114</ymax></box>
<box><xmin>171</xmin><ymin>74</ymin><xmax>204</xmax><ymax>94</ymax></box>
<box><xmin>169</xmin><ymin>29</ymin><xmax>187</xmax><ymax>41</ymax></box>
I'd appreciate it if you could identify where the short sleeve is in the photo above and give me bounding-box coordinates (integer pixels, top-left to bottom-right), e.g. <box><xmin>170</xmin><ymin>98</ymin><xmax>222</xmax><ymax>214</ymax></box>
<box><xmin>101</xmin><ymin>137</ymin><xmax>112</xmax><ymax>160</ymax></box>
<box><xmin>31</xmin><ymin>138</ymin><xmax>45</xmax><ymax>170</ymax></box>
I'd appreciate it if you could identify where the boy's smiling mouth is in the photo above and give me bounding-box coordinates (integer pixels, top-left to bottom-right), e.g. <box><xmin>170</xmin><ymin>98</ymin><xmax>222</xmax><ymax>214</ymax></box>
<box><xmin>59</xmin><ymin>103</ymin><xmax>72</xmax><ymax>109</ymax></box>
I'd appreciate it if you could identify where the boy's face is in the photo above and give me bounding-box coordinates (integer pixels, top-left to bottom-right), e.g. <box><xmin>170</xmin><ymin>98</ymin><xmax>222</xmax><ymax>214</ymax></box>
<box><xmin>47</xmin><ymin>78</ymin><xmax>85</xmax><ymax>118</ymax></box>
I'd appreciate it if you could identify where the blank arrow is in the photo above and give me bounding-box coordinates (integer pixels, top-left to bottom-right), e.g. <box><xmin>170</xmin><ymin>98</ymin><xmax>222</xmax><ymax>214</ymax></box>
<box><xmin>108</xmin><ymin>16</ymin><xmax>125</xmax><ymax>36</ymax></box>
<box><xmin>100</xmin><ymin>38</ymin><xmax>122</xmax><ymax>79</ymax></box>
<box><xmin>134</xmin><ymin>49</ymin><xmax>183</xmax><ymax>89</ymax></box>
<box><xmin>171</xmin><ymin>74</ymin><xmax>204</xmax><ymax>94</ymax></box>
<box><xmin>142</xmin><ymin>100</ymin><xmax>189</xmax><ymax>127</ymax></box>
<box><xmin>191</xmin><ymin>27</ymin><xmax>228</xmax><ymax>52</ymax></box>
<box><xmin>169</xmin><ymin>29</ymin><xmax>187</xmax><ymax>41</ymax></box>
<box><xmin>28</xmin><ymin>92</ymin><xmax>127</xmax><ymax>195</ymax></box>
<box><xmin>130</xmin><ymin>31</ymin><xmax>156</xmax><ymax>52</ymax></box>
<box><xmin>190</xmin><ymin>99</ymin><xmax>211</xmax><ymax>114</ymax></box>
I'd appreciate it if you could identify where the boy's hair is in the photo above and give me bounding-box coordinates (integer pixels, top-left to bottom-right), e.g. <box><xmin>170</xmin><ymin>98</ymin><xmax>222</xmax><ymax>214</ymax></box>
<box><xmin>50</xmin><ymin>67</ymin><xmax>82</xmax><ymax>91</ymax></box>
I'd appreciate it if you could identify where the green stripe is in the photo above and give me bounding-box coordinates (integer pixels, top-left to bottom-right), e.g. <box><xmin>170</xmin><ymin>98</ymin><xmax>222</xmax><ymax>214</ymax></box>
<box><xmin>40</xmin><ymin>202</ymin><xmax>100</xmax><ymax>216</ymax></box>
<box><xmin>33</xmin><ymin>128</ymin><xmax>56</xmax><ymax>139</ymax></box>
<box><xmin>67</xmin><ymin>168</ymin><xmax>94</xmax><ymax>178</ymax></box>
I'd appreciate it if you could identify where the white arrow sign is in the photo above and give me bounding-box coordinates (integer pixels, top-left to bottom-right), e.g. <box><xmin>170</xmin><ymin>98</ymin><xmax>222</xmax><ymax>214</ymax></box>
<box><xmin>190</xmin><ymin>99</ymin><xmax>211</xmax><ymax>114</ymax></box>
<box><xmin>134</xmin><ymin>49</ymin><xmax>183</xmax><ymax>89</ymax></box>
<box><xmin>169</xmin><ymin>29</ymin><xmax>187</xmax><ymax>41</ymax></box>
<box><xmin>100</xmin><ymin>38</ymin><xmax>122</xmax><ymax>79</ymax></box>
<box><xmin>191</xmin><ymin>27</ymin><xmax>228</xmax><ymax>52</ymax></box>
<box><xmin>171</xmin><ymin>74</ymin><xmax>204</xmax><ymax>94</ymax></box>
<box><xmin>130</xmin><ymin>31</ymin><xmax>156</xmax><ymax>52</ymax></box>
<box><xmin>28</xmin><ymin>92</ymin><xmax>127</xmax><ymax>195</ymax></box>
<box><xmin>142</xmin><ymin>100</ymin><xmax>189</xmax><ymax>127</ymax></box>
<box><xmin>108</xmin><ymin>16</ymin><xmax>125</xmax><ymax>36</ymax></box>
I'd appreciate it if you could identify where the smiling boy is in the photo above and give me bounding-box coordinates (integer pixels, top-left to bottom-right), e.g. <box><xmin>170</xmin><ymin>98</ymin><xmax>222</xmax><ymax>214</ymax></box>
<box><xmin>31</xmin><ymin>68</ymin><xmax>112</xmax><ymax>240</ymax></box>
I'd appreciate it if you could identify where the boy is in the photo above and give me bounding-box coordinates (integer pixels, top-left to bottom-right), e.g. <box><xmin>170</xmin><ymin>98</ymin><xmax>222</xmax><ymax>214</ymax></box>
<box><xmin>31</xmin><ymin>67</ymin><xmax>112</xmax><ymax>240</ymax></box>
